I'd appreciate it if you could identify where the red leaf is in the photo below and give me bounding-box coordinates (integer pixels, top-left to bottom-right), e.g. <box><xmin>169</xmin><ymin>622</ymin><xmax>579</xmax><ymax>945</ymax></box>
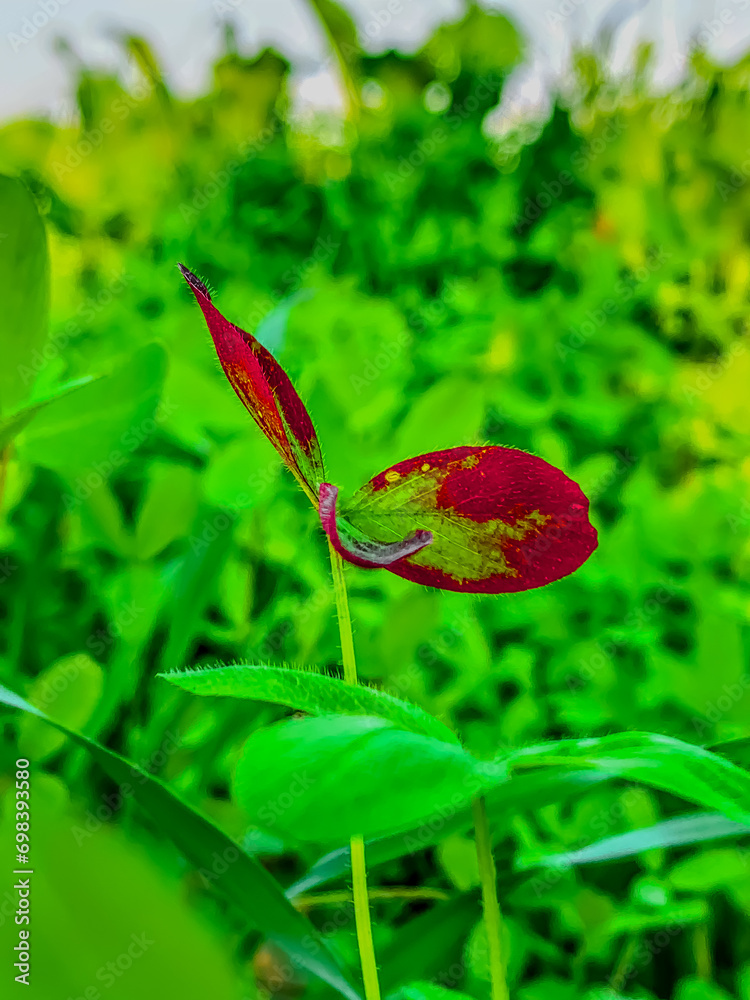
<box><xmin>179</xmin><ymin>265</ymin><xmax>324</xmax><ymax>503</ymax></box>
<box><xmin>320</xmin><ymin>445</ymin><xmax>597</xmax><ymax>593</ymax></box>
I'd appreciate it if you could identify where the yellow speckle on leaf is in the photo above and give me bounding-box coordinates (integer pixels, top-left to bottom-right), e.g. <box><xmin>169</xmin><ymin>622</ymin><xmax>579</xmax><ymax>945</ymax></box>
<box><xmin>421</xmin><ymin>463</ymin><xmax>430</xmax><ymax>472</ymax></box>
<box><xmin>385</xmin><ymin>470</ymin><xmax>401</xmax><ymax>483</ymax></box>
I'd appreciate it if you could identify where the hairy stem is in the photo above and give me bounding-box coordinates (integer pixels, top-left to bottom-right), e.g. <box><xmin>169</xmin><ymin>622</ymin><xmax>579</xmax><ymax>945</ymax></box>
<box><xmin>327</xmin><ymin>541</ymin><xmax>381</xmax><ymax>1000</ymax></box>
<box><xmin>472</xmin><ymin>795</ymin><xmax>509</xmax><ymax>1000</ymax></box>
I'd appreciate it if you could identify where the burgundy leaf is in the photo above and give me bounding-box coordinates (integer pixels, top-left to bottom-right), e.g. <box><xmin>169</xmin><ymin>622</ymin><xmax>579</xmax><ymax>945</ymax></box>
<box><xmin>179</xmin><ymin>265</ymin><xmax>324</xmax><ymax>503</ymax></box>
<box><xmin>320</xmin><ymin>445</ymin><xmax>597</xmax><ymax>593</ymax></box>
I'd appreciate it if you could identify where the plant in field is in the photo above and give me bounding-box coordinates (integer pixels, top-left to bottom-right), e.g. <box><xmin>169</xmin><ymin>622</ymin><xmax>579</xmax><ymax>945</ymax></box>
<box><xmin>175</xmin><ymin>263</ymin><xmax>600</xmax><ymax>1000</ymax></box>
<box><xmin>166</xmin><ymin>265</ymin><xmax>750</xmax><ymax>1000</ymax></box>
<box><xmin>3</xmin><ymin>175</ymin><xmax>750</xmax><ymax>1000</ymax></box>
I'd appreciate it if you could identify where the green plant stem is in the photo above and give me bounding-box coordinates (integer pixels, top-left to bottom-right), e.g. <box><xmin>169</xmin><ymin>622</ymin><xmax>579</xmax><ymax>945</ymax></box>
<box><xmin>327</xmin><ymin>541</ymin><xmax>381</xmax><ymax>1000</ymax></box>
<box><xmin>472</xmin><ymin>795</ymin><xmax>509</xmax><ymax>1000</ymax></box>
<box><xmin>328</xmin><ymin>541</ymin><xmax>358</xmax><ymax>685</ymax></box>
<box><xmin>610</xmin><ymin>934</ymin><xmax>639</xmax><ymax>993</ymax></box>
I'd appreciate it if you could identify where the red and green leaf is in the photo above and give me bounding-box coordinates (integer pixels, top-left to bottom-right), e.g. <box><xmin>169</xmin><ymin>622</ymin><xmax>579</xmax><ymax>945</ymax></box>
<box><xmin>320</xmin><ymin>445</ymin><xmax>597</xmax><ymax>593</ymax></box>
<box><xmin>179</xmin><ymin>265</ymin><xmax>325</xmax><ymax>503</ymax></box>
<box><xmin>320</xmin><ymin>483</ymin><xmax>433</xmax><ymax>567</ymax></box>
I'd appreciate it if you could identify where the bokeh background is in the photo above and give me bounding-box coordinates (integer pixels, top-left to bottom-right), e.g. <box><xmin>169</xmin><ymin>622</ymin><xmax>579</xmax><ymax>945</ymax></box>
<box><xmin>2</xmin><ymin>0</ymin><xmax>750</xmax><ymax>997</ymax></box>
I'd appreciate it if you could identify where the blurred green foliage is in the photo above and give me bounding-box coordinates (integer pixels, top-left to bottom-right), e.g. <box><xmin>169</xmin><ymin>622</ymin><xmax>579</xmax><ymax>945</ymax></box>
<box><xmin>1</xmin><ymin>2</ymin><xmax>750</xmax><ymax>998</ymax></box>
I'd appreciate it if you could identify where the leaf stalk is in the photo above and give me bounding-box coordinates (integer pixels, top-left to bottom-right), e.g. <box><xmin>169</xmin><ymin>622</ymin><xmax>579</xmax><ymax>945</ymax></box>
<box><xmin>327</xmin><ymin>541</ymin><xmax>382</xmax><ymax>1000</ymax></box>
<box><xmin>472</xmin><ymin>795</ymin><xmax>510</xmax><ymax>1000</ymax></box>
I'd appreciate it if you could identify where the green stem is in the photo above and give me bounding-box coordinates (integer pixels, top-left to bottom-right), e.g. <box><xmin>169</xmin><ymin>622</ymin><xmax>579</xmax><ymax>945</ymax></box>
<box><xmin>327</xmin><ymin>541</ymin><xmax>381</xmax><ymax>1000</ymax></box>
<box><xmin>472</xmin><ymin>795</ymin><xmax>509</xmax><ymax>1000</ymax></box>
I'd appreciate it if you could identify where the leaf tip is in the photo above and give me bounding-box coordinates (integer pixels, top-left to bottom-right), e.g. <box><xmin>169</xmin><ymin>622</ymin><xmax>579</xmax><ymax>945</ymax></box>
<box><xmin>178</xmin><ymin>263</ymin><xmax>212</xmax><ymax>300</ymax></box>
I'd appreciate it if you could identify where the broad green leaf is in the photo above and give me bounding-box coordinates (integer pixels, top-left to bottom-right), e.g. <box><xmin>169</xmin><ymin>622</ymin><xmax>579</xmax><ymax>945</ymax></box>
<box><xmin>0</xmin><ymin>375</ymin><xmax>99</xmax><ymax>450</ymax></box>
<box><xmin>161</xmin><ymin>663</ymin><xmax>459</xmax><ymax>744</ymax></box>
<box><xmin>288</xmin><ymin>770</ymin><xmax>611</xmax><ymax>897</ymax></box>
<box><xmin>0</xmin><ymin>683</ymin><xmax>362</xmax><ymax>1000</ymax></box>
<box><xmin>20</xmin><ymin>341</ymin><xmax>167</xmax><ymax>472</ymax></box>
<box><xmin>235</xmin><ymin>714</ymin><xmax>502</xmax><ymax>844</ymax></box>
<box><xmin>509</xmin><ymin>732</ymin><xmax>750</xmax><ymax>826</ymax></box>
<box><xmin>0</xmin><ymin>174</ymin><xmax>50</xmax><ymax>414</ymax></box>
<box><xmin>519</xmin><ymin>812</ymin><xmax>750</xmax><ymax>870</ymax></box>
<box><xmin>19</xmin><ymin>653</ymin><xmax>103</xmax><ymax>761</ymax></box>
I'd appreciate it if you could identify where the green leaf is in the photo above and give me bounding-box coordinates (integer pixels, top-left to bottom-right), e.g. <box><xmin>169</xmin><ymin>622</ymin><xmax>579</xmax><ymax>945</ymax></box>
<box><xmin>135</xmin><ymin>463</ymin><xmax>200</xmax><ymax>560</ymax></box>
<box><xmin>0</xmin><ymin>174</ymin><xmax>50</xmax><ymax>414</ymax></box>
<box><xmin>0</xmin><ymin>375</ymin><xmax>99</xmax><ymax>451</ymax></box>
<box><xmin>509</xmin><ymin>732</ymin><xmax>750</xmax><ymax>825</ymax></box>
<box><xmin>600</xmin><ymin>898</ymin><xmax>709</xmax><ymax>937</ymax></box>
<box><xmin>519</xmin><ymin>813</ymin><xmax>750</xmax><ymax>870</ymax></box>
<box><xmin>20</xmin><ymin>342</ymin><xmax>167</xmax><ymax>472</ymax></box>
<box><xmin>289</xmin><ymin>770</ymin><xmax>611</xmax><ymax>897</ymax></box>
<box><xmin>0</xmin><ymin>683</ymin><xmax>362</xmax><ymax>1000</ymax></box>
<box><xmin>19</xmin><ymin>653</ymin><xmax>103</xmax><ymax>761</ymax></box>
<box><xmin>161</xmin><ymin>663</ymin><xmax>459</xmax><ymax>744</ymax></box>
<box><xmin>235</xmin><ymin>714</ymin><xmax>502</xmax><ymax>844</ymax></box>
